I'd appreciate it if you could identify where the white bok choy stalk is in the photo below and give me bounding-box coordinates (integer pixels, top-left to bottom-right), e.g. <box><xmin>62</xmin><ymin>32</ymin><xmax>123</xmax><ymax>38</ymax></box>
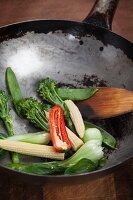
<box><xmin>83</xmin><ymin>128</ymin><xmax>103</xmax><ymax>145</ymax></box>
<box><xmin>6</xmin><ymin>132</ymin><xmax>50</xmax><ymax>145</ymax></box>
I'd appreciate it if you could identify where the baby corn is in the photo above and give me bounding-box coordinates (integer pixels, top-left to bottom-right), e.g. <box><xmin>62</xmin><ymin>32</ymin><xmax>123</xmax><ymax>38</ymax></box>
<box><xmin>66</xmin><ymin>127</ymin><xmax>83</xmax><ymax>151</ymax></box>
<box><xmin>65</xmin><ymin>100</ymin><xmax>85</xmax><ymax>138</ymax></box>
<box><xmin>0</xmin><ymin>140</ymin><xmax>64</xmax><ymax>160</ymax></box>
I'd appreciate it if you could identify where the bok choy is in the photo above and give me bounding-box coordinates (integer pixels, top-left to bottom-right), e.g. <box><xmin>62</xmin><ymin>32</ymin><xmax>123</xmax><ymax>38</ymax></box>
<box><xmin>7</xmin><ymin>140</ymin><xmax>104</xmax><ymax>175</ymax></box>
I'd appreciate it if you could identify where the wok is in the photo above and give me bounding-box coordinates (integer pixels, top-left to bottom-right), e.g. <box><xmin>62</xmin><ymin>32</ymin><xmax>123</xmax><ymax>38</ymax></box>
<box><xmin>0</xmin><ymin>0</ymin><xmax>133</xmax><ymax>184</ymax></box>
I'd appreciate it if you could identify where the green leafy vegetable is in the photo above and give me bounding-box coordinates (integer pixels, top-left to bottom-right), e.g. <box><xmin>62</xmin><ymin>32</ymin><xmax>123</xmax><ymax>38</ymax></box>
<box><xmin>16</xmin><ymin>97</ymin><xmax>49</xmax><ymax>132</ymax></box>
<box><xmin>0</xmin><ymin>90</ymin><xmax>19</xmax><ymax>163</ymax></box>
<box><xmin>6</xmin><ymin>67</ymin><xmax>23</xmax><ymax>115</ymax></box>
<box><xmin>83</xmin><ymin>128</ymin><xmax>102</xmax><ymax>145</ymax></box>
<box><xmin>61</xmin><ymin>140</ymin><xmax>104</xmax><ymax>166</ymax></box>
<box><xmin>7</xmin><ymin>131</ymin><xmax>50</xmax><ymax>145</ymax></box>
<box><xmin>7</xmin><ymin>162</ymin><xmax>66</xmax><ymax>175</ymax></box>
<box><xmin>57</xmin><ymin>88</ymin><xmax>98</xmax><ymax>101</ymax></box>
<box><xmin>8</xmin><ymin>140</ymin><xmax>104</xmax><ymax>175</ymax></box>
<box><xmin>84</xmin><ymin>121</ymin><xmax>116</xmax><ymax>149</ymax></box>
<box><xmin>64</xmin><ymin>158</ymin><xmax>96</xmax><ymax>175</ymax></box>
<box><xmin>38</xmin><ymin>78</ymin><xmax>75</xmax><ymax>132</ymax></box>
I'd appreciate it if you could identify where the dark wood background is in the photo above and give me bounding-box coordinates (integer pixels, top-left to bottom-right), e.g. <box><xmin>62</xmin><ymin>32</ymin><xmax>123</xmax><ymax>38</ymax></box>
<box><xmin>0</xmin><ymin>0</ymin><xmax>133</xmax><ymax>199</ymax></box>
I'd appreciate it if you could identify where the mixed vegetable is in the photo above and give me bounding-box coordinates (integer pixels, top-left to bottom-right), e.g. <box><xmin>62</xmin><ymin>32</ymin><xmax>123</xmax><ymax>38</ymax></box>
<box><xmin>0</xmin><ymin>67</ymin><xmax>117</xmax><ymax>175</ymax></box>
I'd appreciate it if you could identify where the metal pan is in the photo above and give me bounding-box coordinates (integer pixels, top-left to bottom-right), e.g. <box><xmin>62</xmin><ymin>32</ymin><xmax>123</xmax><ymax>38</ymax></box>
<box><xmin>0</xmin><ymin>0</ymin><xmax>133</xmax><ymax>184</ymax></box>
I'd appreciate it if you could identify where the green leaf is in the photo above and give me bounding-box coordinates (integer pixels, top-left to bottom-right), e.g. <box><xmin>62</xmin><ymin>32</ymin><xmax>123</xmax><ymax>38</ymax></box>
<box><xmin>57</xmin><ymin>88</ymin><xmax>98</xmax><ymax>101</ymax></box>
<box><xmin>84</xmin><ymin>121</ymin><xmax>116</xmax><ymax>149</ymax></box>
<box><xmin>8</xmin><ymin>159</ymin><xmax>96</xmax><ymax>175</ymax></box>
<box><xmin>7</xmin><ymin>162</ymin><xmax>66</xmax><ymax>175</ymax></box>
<box><xmin>6</xmin><ymin>67</ymin><xmax>23</xmax><ymax>115</ymax></box>
<box><xmin>64</xmin><ymin>158</ymin><xmax>96</xmax><ymax>175</ymax></box>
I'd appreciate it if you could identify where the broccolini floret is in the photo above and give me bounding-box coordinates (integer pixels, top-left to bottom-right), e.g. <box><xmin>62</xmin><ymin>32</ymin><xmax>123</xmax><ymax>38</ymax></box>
<box><xmin>0</xmin><ymin>90</ymin><xmax>10</xmax><ymax>120</ymax></box>
<box><xmin>0</xmin><ymin>90</ymin><xmax>15</xmax><ymax>137</ymax></box>
<box><xmin>16</xmin><ymin>97</ymin><xmax>49</xmax><ymax>132</ymax></box>
<box><xmin>0</xmin><ymin>90</ymin><xmax>19</xmax><ymax>163</ymax></box>
<box><xmin>38</xmin><ymin>78</ymin><xmax>64</xmax><ymax>106</ymax></box>
<box><xmin>37</xmin><ymin>78</ymin><xmax>75</xmax><ymax>132</ymax></box>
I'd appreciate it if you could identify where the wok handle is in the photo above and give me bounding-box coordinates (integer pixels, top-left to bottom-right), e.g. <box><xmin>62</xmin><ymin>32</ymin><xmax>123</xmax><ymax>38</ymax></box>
<box><xmin>83</xmin><ymin>0</ymin><xmax>119</xmax><ymax>30</ymax></box>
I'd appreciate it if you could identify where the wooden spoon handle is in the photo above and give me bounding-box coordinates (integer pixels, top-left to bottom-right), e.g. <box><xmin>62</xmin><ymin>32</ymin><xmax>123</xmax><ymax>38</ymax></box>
<box><xmin>76</xmin><ymin>87</ymin><xmax>133</xmax><ymax>119</ymax></box>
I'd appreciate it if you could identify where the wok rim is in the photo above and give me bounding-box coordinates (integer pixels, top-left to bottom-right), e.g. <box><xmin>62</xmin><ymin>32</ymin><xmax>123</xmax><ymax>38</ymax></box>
<box><xmin>0</xmin><ymin>19</ymin><xmax>133</xmax><ymax>45</ymax></box>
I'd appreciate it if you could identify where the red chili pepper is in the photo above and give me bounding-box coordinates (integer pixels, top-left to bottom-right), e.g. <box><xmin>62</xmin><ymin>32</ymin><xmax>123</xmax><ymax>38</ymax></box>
<box><xmin>49</xmin><ymin>105</ymin><xmax>72</xmax><ymax>152</ymax></box>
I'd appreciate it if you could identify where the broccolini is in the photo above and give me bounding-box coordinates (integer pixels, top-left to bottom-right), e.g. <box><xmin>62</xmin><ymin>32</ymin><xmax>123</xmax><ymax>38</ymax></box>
<box><xmin>16</xmin><ymin>97</ymin><xmax>49</xmax><ymax>132</ymax></box>
<box><xmin>0</xmin><ymin>90</ymin><xmax>19</xmax><ymax>163</ymax></box>
<box><xmin>38</xmin><ymin>78</ymin><xmax>75</xmax><ymax>132</ymax></box>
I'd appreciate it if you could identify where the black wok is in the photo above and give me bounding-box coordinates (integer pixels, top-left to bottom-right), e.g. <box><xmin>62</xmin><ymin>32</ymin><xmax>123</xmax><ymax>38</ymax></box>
<box><xmin>0</xmin><ymin>0</ymin><xmax>133</xmax><ymax>184</ymax></box>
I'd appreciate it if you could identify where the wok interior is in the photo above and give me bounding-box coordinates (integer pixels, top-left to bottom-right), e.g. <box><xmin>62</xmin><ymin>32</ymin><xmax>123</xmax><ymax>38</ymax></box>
<box><xmin>0</xmin><ymin>21</ymin><xmax>133</xmax><ymax>172</ymax></box>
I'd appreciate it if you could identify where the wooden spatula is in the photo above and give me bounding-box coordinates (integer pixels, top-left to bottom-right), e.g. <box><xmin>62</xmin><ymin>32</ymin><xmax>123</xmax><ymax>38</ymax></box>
<box><xmin>76</xmin><ymin>87</ymin><xmax>133</xmax><ymax>119</ymax></box>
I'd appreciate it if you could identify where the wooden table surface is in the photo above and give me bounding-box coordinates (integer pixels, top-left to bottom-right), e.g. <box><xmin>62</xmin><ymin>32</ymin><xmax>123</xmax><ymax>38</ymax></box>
<box><xmin>0</xmin><ymin>0</ymin><xmax>133</xmax><ymax>199</ymax></box>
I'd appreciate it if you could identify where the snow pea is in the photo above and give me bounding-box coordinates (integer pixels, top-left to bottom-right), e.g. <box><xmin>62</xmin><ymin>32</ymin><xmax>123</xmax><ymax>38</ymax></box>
<box><xmin>6</xmin><ymin>67</ymin><xmax>23</xmax><ymax>116</ymax></box>
<box><xmin>57</xmin><ymin>88</ymin><xmax>98</xmax><ymax>101</ymax></box>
